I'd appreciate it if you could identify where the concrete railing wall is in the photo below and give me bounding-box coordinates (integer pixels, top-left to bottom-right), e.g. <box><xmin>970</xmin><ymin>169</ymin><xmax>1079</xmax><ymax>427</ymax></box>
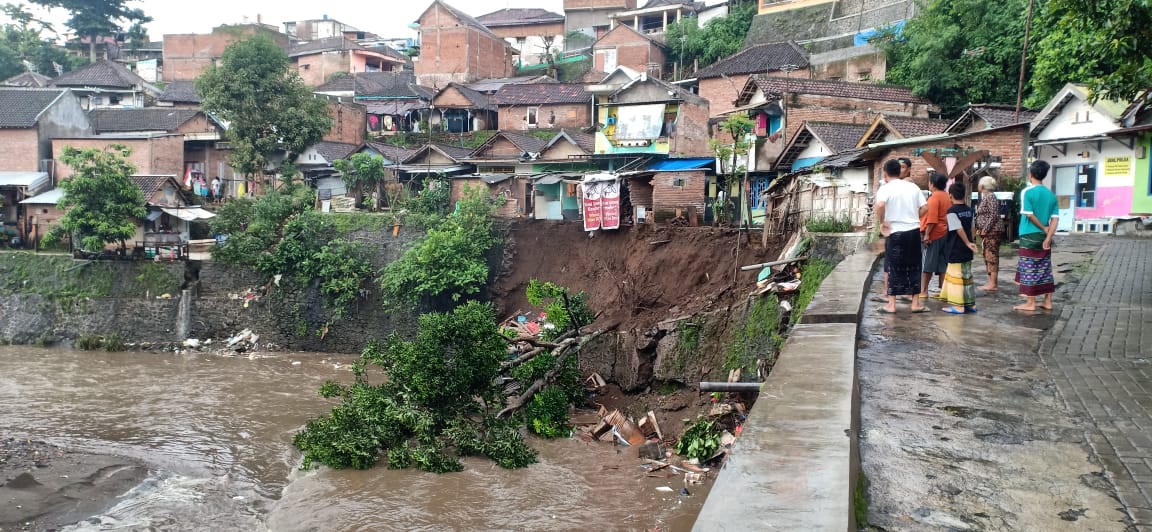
<box><xmin>693</xmin><ymin>249</ymin><xmax>879</xmax><ymax>530</ymax></box>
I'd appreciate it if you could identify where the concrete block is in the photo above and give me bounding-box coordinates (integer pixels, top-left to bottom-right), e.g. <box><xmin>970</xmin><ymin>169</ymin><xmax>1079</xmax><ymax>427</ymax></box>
<box><xmin>800</xmin><ymin>250</ymin><xmax>880</xmax><ymax>324</ymax></box>
<box><xmin>693</xmin><ymin>323</ymin><xmax>859</xmax><ymax>531</ymax></box>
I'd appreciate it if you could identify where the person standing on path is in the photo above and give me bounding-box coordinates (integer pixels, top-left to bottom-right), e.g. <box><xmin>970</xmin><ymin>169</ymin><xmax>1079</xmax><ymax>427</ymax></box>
<box><xmin>919</xmin><ymin>172</ymin><xmax>950</xmax><ymax>298</ymax></box>
<box><xmin>941</xmin><ymin>183</ymin><xmax>979</xmax><ymax>314</ymax></box>
<box><xmin>876</xmin><ymin>159</ymin><xmax>929</xmax><ymax>313</ymax></box>
<box><xmin>974</xmin><ymin>176</ymin><xmax>1005</xmax><ymax>291</ymax></box>
<box><xmin>1015</xmin><ymin>160</ymin><xmax>1059</xmax><ymax>311</ymax></box>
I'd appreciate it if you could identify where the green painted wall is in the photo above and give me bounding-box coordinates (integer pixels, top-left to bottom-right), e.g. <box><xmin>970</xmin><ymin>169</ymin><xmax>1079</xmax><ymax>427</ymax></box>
<box><xmin>1135</xmin><ymin>133</ymin><xmax>1152</xmax><ymax>214</ymax></box>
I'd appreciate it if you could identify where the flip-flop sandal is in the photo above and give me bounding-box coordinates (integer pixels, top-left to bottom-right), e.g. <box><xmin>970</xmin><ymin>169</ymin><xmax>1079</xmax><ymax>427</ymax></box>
<box><xmin>931</xmin><ymin>294</ymin><xmax>947</xmax><ymax>300</ymax></box>
<box><xmin>877</xmin><ymin>307</ymin><xmax>898</xmax><ymax>314</ymax></box>
<box><xmin>910</xmin><ymin>307</ymin><xmax>930</xmax><ymax>313</ymax></box>
<box><xmin>870</xmin><ymin>296</ymin><xmax>888</xmax><ymax>303</ymax></box>
<box><xmin>941</xmin><ymin>307</ymin><xmax>965</xmax><ymax>314</ymax></box>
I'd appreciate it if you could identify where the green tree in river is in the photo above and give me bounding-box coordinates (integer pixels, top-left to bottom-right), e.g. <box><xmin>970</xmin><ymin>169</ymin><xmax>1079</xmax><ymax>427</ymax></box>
<box><xmin>197</xmin><ymin>35</ymin><xmax>332</xmax><ymax>182</ymax></box>
<box><xmin>1028</xmin><ymin>0</ymin><xmax>1152</xmax><ymax>106</ymax></box>
<box><xmin>45</xmin><ymin>145</ymin><xmax>146</xmax><ymax>252</ymax></box>
<box><xmin>29</xmin><ymin>0</ymin><xmax>151</xmax><ymax>62</ymax></box>
<box><xmin>879</xmin><ymin>0</ymin><xmax>1048</xmax><ymax>117</ymax></box>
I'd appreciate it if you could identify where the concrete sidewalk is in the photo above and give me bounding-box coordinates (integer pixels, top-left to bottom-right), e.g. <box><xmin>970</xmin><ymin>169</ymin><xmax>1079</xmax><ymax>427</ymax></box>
<box><xmin>858</xmin><ymin>235</ymin><xmax>1142</xmax><ymax>531</ymax></box>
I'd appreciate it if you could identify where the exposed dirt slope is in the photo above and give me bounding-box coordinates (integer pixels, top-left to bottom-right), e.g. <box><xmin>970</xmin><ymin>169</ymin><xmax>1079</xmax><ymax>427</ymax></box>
<box><xmin>493</xmin><ymin>221</ymin><xmax>783</xmax><ymax>332</ymax></box>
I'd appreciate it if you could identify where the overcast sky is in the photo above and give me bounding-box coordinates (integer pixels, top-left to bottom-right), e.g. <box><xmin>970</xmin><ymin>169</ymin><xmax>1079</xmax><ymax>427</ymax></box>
<box><xmin>5</xmin><ymin>0</ymin><xmax>566</xmax><ymax>40</ymax></box>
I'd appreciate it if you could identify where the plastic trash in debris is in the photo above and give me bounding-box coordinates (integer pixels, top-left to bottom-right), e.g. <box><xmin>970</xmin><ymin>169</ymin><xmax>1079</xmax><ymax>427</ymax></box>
<box><xmin>182</xmin><ymin>338</ymin><xmax>201</xmax><ymax>348</ymax></box>
<box><xmin>679</xmin><ymin>487</ymin><xmax>691</xmax><ymax>496</ymax></box>
<box><xmin>291</xmin><ymin>361</ymin><xmax>301</xmax><ymax>366</ymax></box>
<box><xmin>656</xmin><ymin>486</ymin><xmax>674</xmax><ymax>492</ymax></box>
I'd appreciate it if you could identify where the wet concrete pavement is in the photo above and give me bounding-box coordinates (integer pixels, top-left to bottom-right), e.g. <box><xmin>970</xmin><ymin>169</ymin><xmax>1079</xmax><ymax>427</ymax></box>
<box><xmin>858</xmin><ymin>235</ymin><xmax>1144</xmax><ymax>531</ymax></box>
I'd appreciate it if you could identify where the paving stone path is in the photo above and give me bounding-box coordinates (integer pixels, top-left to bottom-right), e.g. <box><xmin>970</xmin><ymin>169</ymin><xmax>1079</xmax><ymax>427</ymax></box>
<box><xmin>1040</xmin><ymin>239</ymin><xmax>1152</xmax><ymax>528</ymax></box>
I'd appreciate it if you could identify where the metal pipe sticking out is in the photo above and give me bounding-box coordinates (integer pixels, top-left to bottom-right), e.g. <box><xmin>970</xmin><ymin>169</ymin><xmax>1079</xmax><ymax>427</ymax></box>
<box><xmin>699</xmin><ymin>382</ymin><xmax>763</xmax><ymax>393</ymax></box>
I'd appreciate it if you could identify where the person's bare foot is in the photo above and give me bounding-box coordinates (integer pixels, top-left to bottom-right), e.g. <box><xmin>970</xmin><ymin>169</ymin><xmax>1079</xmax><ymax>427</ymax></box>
<box><xmin>1014</xmin><ymin>303</ymin><xmax>1037</xmax><ymax>311</ymax></box>
<box><xmin>977</xmin><ymin>284</ymin><xmax>998</xmax><ymax>291</ymax></box>
<box><xmin>1038</xmin><ymin>301</ymin><xmax>1054</xmax><ymax>310</ymax></box>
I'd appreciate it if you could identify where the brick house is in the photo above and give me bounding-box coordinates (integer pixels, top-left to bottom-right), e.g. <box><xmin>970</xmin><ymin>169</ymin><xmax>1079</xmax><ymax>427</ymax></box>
<box><xmin>414</xmin><ymin>0</ymin><xmax>517</xmax><ymax>87</ymax></box>
<box><xmin>48</xmin><ymin>60</ymin><xmax>160</xmax><ymax>109</ymax></box>
<box><xmin>316</xmin><ymin>72</ymin><xmax>434</xmax><ymax>135</ymax></box>
<box><xmin>322</xmin><ymin>98</ymin><xmax>369</xmax><ymax>145</ymax></box>
<box><xmin>493</xmin><ymin>83</ymin><xmax>591</xmax><ymax>131</ymax></box>
<box><xmin>53</xmin><ymin>134</ymin><xmax>186</xmax><ymax>180</ymax></box>
<box><xmin>694</xmin><ymin>42</ymin><xmax>810</xmax><ymax>116</ymax></box>
<box><xmin>475</xmin><ymin>8</ymin><xmax>566</xmax><ymax>66</ymax></box>
<box><xmin>431</xmin><ymin>83</ymin><xmax>497</xmax><ymax>133</ymax></box>
<box><xmin>564</xmin><ymin>0</ymin><xmax>637</xmax><ymax>38</ymax></box>
<box><xmin>0</xmin><ymin>88</ymin><xmax>91</xmax><ymax>174</ymax></box>
<box><xmin>591</xmin><ymin>23</ymin><xmax>667</xmax><ymax>77</ymax></box>
<box><xmin>589</xmin><ymin>72</ymin><xmax>711</xmax><ymax>157</ymax></box>
<box><xmin>857</xmin><ymin>114</ymin><xmax>951</xmax><ymax>146</ymax></box>
<box><xmin>288</xmin><ymin>38</ymin><xmax>408</xmax><ymax>87</ymax></box>
<box><xmin>163</xmin><ymin>24</ymin><xmax>291</xmax><ymax>82</ymax></box>
<box><xmin>725</xmin><ymin>75</ymin><xmax>937</xmax><ymax>173</ymax></box>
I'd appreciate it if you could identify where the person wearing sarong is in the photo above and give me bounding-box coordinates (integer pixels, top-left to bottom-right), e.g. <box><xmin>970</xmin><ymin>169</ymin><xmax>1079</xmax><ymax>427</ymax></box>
<box><xmin>941</xmin><ymin>183</ymin><xmax>978</xmax><ymax>314</ymax></box>
<box><xmin>875</xmin><ymin>159</ymin><xmax>928</xmax><ymax>313</ymax></box>
<box><xmin>974</xmin><ymin>176</ymin><xmax>1004</xmax><ymax>291</ymax></box>
<box><xmin>1015</xmin><ymin>160</ymin><xmax>1059</xmax><ymax>311</ymax></box>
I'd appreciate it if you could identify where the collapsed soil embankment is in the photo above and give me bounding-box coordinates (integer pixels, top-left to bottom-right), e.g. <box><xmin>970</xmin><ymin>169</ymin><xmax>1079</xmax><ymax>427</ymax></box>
<box><xmin>494</xmin><ymin>222</ymin><xmax>780</xmax><ymax>332</ymax></box>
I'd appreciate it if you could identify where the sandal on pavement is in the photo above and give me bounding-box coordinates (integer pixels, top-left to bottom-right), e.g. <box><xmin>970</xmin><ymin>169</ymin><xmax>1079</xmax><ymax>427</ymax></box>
<box><xmin>942</xmin><ymin>307</ymin><xmax>965</xmax><ymax>315</ymax></box>
<box><xmin>877</xmin><ymin>307</ymin><xmax>898</xmax><ymax>314</ymax></box>
<box><xmin>910</xmin><ymin>307</ymin><xmax>930</xmax><ymax>313</ymax></box>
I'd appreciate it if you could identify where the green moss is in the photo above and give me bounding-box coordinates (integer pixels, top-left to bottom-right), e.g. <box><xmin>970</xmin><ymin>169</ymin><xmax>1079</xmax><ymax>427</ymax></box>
<box><xmin>791</xmin><ymin>258</ymin><xmax>836</xmax><ymax>325</ymax></box>
<box><xmin>672</xmin><ymin>317</ymin><xmax>705</xmax><ymax>374</ymax></box>
<box><xmin>854</xmin><ymin>469</ymin><xmax>871</xmax><ymax>527</ymax></box>
<box><xmin>724</xmin><ymin>295</ymin><xmax>784</xmax><ymax>374</ymax></box>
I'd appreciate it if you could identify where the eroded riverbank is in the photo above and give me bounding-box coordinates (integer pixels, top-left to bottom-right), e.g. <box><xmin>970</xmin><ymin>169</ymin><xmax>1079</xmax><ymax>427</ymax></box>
<box><xmin>0</xmin><ymin>346</ymin><xmax>709</xmax><ymax>531</ymax></box>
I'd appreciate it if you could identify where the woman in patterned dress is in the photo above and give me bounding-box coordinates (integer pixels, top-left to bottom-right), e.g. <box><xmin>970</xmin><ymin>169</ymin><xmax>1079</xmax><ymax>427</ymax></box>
<box><xmin>974</xmin><ymin>176</ymin><xmax>1004</xmax><ymax>291</ymax></box>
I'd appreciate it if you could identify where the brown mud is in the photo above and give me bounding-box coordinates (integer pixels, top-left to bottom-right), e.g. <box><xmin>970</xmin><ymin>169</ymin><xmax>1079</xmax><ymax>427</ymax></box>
<box><xmin>0</xmin><ymin>437</ymin><xmax>148</xmax><ymax>531</ymax></box>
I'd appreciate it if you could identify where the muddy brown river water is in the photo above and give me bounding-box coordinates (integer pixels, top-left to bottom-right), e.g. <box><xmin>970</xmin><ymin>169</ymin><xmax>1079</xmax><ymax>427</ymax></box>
<box><xmin>0</xmin><ymin>346</ymin><xmax>708</xmax><ymax>531</ymax></box>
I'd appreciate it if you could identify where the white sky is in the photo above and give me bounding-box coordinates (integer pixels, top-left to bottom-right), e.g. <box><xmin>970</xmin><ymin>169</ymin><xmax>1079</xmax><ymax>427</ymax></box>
<box><xmin>4</xmin><ymin>0</ymin><xmax>566</xmax><ymax>40</ymax></box>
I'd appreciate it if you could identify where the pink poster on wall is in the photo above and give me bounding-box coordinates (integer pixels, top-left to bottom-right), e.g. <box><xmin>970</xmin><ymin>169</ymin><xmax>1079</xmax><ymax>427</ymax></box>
<box><xmin>601</xmin><ymin>179</ymin><xmax>621</xmax><ymax>230</ymax></box>
<box><xmin>583</xmin><ymin>181</ymin><xmax>602</xmax><ymax>231</ymax></box>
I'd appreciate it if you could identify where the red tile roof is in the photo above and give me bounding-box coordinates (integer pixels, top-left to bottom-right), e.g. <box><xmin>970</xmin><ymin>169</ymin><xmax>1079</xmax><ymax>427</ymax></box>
<box><xmin>751</xmin><ymin>75</ymin><xmax>929</xmax><ymax>105</ymax></box>
<box><xmin>494</xmin><ymin>83</ymin><xmax>588</xmax><ymax>106</ymax></box>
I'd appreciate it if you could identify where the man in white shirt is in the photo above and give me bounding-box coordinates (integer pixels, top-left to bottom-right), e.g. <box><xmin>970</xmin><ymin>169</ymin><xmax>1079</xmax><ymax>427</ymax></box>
<box><xmin>875</xmin><ymin>159</ymin><xmax>929</xmax><ymax>313</ymax></box>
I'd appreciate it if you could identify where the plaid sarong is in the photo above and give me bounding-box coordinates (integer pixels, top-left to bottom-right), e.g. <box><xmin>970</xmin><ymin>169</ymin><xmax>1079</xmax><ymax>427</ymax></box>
<box><xmin>943</xmin><ymin>262</ymin><xmax>975</xmax><ymax>308</ymax></box>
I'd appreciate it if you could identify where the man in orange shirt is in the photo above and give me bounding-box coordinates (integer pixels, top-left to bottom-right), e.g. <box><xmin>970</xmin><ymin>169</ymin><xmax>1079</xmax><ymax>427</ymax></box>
<box><xmin>920</xmin><ymin>172</ymin><xmax>950</xmax><ymax>298</ymax></box>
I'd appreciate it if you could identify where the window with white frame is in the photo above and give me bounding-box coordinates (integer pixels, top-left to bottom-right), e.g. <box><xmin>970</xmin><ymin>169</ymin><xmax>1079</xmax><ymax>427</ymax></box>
<box><xmin>526</xmin><ymin>106</ymin><xmax>539</xmax><ymax>128</ymax></box>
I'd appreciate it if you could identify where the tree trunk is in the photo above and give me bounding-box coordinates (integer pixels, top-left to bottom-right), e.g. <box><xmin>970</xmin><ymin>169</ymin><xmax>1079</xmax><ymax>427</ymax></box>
<box><xmin>89</xmin><ymin>33</ymin><xmax>97</xmax><ymax>63</ymax></box>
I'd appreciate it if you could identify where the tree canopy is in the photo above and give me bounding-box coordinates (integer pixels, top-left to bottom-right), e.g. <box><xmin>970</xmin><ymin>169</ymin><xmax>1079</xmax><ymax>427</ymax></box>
<box><xmin>334</xmin><ymin>152</ymin><xmax>388</xmax><ymax>211</ymax></box>
<box><xmin>29</xmin><ymin>0</ymin><xmax>150</xmax><ymax>62</ymax></box>
<box><xmin>197</xmin><ymin>35</ymin><xmax>332</xmax><ymax>178</ymax></box>
<box><xmin>665</xmin><ymin>1</ymin><xmax>757</xmax><ymax>79</ymax></box>
<box><xmin>46</xmin><ymin>145</ymin><xmax>146</xmax><ymax>252</ymax></box>
<box><xmin>1029</xmin><ymin>0</ymin><xmax>1152</xmax><ymax>105</ymax></box>
<box><xmin>880</xmin><ymin>0</ymin><xmax>1043</xmax><ymax>116</ymax></box>
<box><xmin>883</xmin><ymin>0</ymin><xmax>1152</xmax><ymax>115</ymax></box>
<box><xmin>0</xmin><ymin>3</ymin><xmax>83</xmax><ymax>79</ymax></box>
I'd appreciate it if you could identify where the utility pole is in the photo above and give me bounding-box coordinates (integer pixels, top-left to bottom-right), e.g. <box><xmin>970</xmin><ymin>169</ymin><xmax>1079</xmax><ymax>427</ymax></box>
<box><xmin>1014</xmin><ymin>0</ymin><xmax>1036</xmax><ymax>122</ymax></box>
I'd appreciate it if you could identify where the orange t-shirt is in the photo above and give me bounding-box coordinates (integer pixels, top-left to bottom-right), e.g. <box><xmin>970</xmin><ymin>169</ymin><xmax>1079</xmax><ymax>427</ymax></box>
<box><xmin>920</xmin><ymin>190</ymin><xmax>950</xmax><ymax>241</ymax></box>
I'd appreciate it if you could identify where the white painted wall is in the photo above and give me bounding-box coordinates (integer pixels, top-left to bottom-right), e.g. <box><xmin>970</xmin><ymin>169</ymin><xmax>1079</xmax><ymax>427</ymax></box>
<box><xmin>1035</xmin><ymin>97</ymin><xmax>1122</xmax><ymax>141</ymax></box>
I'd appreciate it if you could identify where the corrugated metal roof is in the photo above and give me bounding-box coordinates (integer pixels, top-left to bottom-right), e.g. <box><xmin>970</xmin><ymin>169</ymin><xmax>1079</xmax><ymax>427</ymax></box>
<box><xmin>648</xmin><ymin>158</ymin><xmax>713</xmax><ymax>171</ymax></box>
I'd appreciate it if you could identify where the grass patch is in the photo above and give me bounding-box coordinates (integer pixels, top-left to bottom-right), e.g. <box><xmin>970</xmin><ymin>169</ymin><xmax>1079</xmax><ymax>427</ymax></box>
<box><xmin>329</xmin><ymin>212</ymin><xmax>397</xmax><ymax>235</ymax></box>
<box><xmin>724</xmin><ymin>294</ymin><xmax>783</xmax><ymax>373</ymax></box>
<box><xmin>672</xmin><ymin>317</ymin><xmax>705</xmax><ymax>374</ymax></box>
<box><xmin>791</xmin><ymin>258</ymin><xmax>836</xmax><ymax>325</ymax></box>
<box><xmin>805</xmin><ymin>214</ymin><xmax>853</xmax><ymax>233</ymax></box>
<box><xmin>854</xmin><ymin>469</ymin><xmax>871</xmax><ymax>527</ymax></box>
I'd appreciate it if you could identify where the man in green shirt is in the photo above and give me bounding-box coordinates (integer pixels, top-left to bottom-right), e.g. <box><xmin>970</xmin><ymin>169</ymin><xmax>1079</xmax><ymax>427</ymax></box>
<box><xmin>1015</xmin><ymin>160</ymin><xmax>1059</xmax><ymax>311</ymax></box>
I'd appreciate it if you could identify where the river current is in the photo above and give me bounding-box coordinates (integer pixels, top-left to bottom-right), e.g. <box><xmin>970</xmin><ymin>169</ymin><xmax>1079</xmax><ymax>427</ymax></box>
<box><xmin>0</xmin><ymin>346</ymin><xmax>707</xmax><ymax>531</ymax></box>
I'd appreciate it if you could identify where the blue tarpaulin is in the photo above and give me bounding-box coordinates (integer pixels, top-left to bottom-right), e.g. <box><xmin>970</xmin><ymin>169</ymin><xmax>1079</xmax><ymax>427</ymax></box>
<box><xmin>648</xmin><ymin>158</ymin><xmax>714</xmax><ymax>171</ymax></box>
<box><xmin>854</xmin><ymin>20</ymin><xmax>905</xmax><ymax>46</ymax></box>
<box><xmin>791</xmin><ymin>156</ymin><xmax>826</xmax><ymax>172</ymax></box>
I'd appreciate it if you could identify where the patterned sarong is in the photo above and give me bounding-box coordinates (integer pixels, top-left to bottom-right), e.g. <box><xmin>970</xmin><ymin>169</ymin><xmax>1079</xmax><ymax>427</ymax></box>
<box><xmin>942</xmin><ymin>262</ymin><xmax>975</xmax><ymax>308</ymax></box>
<box><xmin>885</xmin><ymin>229</ymin><xmax>922</xmax><ymax>296</ymax></box>
<box><xmin>1016</xmin><ymin>233</ymin><xmax>1054</xmax><ymax>296</ymax></box>
<box><xmin>979</xmin><ymin>231</ymin><xmax>1001</xmax><ymax>271</ymax></box>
